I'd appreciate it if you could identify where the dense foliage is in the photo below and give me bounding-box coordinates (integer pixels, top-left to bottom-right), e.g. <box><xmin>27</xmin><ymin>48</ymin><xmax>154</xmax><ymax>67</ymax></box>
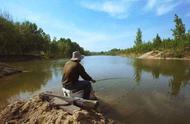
<box><xmin>105</xmin><ymin>14</ymin><xmax>190</xmax><ymax>57</ymax></box>
<box><xmin>0</xmin><ymin>12</ymin><xmax>86</xmax><ymax>58</ymax></box>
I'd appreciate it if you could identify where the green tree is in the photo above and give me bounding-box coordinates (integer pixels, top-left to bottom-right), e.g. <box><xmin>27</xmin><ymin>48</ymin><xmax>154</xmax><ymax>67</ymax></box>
<box><xmin>186</xmin><ymin>30</ymin><xmax>190</xmax><ymax>40</ymax></box>
<box><xmin>0</xmin><ymin>12</ymin><xmax>87</xmax><ymax>58</ymax></box>
<box><xmin>0</xmin><ymin>15</ymin><xmax>20</xmax><ymax>55</ymax></box>
<box><xmin>172</xmin><ymin>14</ymin><xmax>186</xmax><ymax>40</ymax></box>
<box><xmin>134</xmin><ymin>28</ymin><xmax>143</xmax><ymax>46</ymax></box>
<box><xmin>153</xmin><ymin>33</ymin><xmax>162</xmax><ymax>48</ymax></box>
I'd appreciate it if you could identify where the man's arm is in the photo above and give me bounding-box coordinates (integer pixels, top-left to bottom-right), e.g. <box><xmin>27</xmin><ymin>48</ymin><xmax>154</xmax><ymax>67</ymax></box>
<box><xmin>78</xmin><ymin>64</ymin><xmax>95</xmax><ymax>82</ymax></box>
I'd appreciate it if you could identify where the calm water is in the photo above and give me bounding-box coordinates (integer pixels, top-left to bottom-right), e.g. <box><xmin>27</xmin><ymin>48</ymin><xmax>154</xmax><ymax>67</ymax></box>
<box><xmin>0</xmin><ymin>56</ymin><xmax>190</xmax><ymax>124</ymax></box>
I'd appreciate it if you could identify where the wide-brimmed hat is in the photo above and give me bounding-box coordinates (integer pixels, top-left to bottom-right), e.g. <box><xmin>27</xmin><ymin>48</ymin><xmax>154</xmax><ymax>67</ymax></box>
<box><xmin>71</xmin><ymin>51</ymin><xmax>84</xmax><ymax>61</ymax></box>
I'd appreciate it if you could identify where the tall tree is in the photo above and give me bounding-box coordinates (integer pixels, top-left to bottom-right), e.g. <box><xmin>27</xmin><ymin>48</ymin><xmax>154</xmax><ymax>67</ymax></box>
<box><xmin>153</xmin><ymin>33</ymin><xmax>162</xmax><ymax>47</ymax></box>
<box><xmin>134</xmin><ymin>28</ymin><xmax>142</xmax><ymax>46</ymax></box>
<box><xmin>172</xmin><ymin>14</ymin><xmax>186</xmax><ymax>40</ymax></box>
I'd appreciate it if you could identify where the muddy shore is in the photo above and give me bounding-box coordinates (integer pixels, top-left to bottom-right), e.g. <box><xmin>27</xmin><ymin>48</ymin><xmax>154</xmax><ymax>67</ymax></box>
<box><xmin>0</xmin><ymin>63</ymin><xmax>22</xmax><ymax>78</ymax></box>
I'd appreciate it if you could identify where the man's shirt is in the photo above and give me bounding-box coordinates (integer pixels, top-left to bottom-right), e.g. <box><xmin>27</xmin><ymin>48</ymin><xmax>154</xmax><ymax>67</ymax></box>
<box><xmin>62</xmin><ymin>60</ymin><xmax>92</xmax><ymax>86</ymax></box>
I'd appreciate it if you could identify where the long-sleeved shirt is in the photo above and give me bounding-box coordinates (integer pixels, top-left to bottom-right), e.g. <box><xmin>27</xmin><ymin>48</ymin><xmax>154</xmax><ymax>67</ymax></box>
<box><xmin>62</xmin><ymin>60</ymin><xmax>92</xmax><ymax>86</ymax></box>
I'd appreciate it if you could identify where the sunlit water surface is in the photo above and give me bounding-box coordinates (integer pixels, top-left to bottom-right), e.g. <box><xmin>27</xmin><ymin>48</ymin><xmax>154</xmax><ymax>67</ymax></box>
<box><xmin>0</xmin><ymin>56</ymin><xmax>190</xmax><ymax>124</ymax></box>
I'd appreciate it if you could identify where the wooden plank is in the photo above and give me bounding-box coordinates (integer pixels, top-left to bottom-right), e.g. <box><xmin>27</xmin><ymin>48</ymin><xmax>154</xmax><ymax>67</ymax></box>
<box><xmin>50</xmin><ymin>97</ymin><xmax>81</xmax><ymax>115</ymax></box>
<box><xmin>41</xmin><ymin>93</ymin><xmax>99</xmax><ymax>109</ymax></box>
<box><xmin>51</xmin><ymin>97</ymin><xmax>70</xmax><ymax>106</ymax></box>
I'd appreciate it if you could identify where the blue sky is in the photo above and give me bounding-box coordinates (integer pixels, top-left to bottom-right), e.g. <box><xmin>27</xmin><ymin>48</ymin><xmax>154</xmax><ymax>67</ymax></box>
<box><xmin>0</xmin><ymin>0</ymin><xmax>190</xmax><ymax>51</ymax></box>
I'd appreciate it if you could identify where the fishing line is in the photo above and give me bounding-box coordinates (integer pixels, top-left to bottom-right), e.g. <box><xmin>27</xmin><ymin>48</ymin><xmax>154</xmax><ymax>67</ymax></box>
<box><xmin>95</xmin><ymin>77</ymin><xmax>129</xmax><ymax>82</ymax></box>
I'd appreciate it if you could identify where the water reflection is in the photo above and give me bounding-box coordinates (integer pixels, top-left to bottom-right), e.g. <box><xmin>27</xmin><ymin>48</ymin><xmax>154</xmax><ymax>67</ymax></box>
<box><xmin>133</xmin><ymin>59</ymin><xmax>190</xmax><ymax>96</ymax></box>
<box><xmin>1</xmin><ymin>56</ymin><xmax>190</xmax><ymax>124</ymax></box>
<box><xmin>133</xmin><ymin>60</ymin><xmax>142</xmax><ymax>84</ymax></box>
<box><xmin>0</xmin><ymin>60</ymin><xmax>55</xmax><ymax>108</ymax></box>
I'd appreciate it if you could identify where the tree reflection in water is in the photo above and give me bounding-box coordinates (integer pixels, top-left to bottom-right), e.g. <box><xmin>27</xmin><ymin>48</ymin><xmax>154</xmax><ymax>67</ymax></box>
<box><xmin>133</xmin><ymin>59</ymin><xmax>190</xmax><ymax>96</ymax></box>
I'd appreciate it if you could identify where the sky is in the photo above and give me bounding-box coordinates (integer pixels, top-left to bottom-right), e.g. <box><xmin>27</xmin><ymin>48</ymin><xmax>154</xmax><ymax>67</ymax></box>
<box><xmin>0</xmin><ymin>0</ymin><xmax>190</xmax><ymax>51</ymax></box>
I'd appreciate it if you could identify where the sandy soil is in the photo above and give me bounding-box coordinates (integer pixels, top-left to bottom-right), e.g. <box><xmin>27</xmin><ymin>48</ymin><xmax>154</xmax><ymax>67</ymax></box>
<box><xmin>0</xmin><ymin>94</ymin><xmax>114</xmax><ymax>124</ymax></box>
<box><xmin>138</xmin><ymin>50</ymin><xmax>190</xmax><ymax>60</ymax></box>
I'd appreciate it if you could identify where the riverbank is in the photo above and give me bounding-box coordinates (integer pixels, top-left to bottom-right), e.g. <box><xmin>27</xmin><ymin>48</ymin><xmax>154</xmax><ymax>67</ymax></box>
<box><xmin>0</xmin><ymin>63</ymin><xmax>22</xmax><ymax>78</ymax></box>
<box><xmin>138</xmin><ymin>50</ymin><xmax>190</xmax><ymax>60</ymax></box>
<box><xmin>0</xmin><ymin>55</ymin><xmax>45</xmax><ymax>62</ymax></box>
<box><xmin>0</xmin><ymin>93</ymin><xmax>113</xmax><ymax>124</ymax></box>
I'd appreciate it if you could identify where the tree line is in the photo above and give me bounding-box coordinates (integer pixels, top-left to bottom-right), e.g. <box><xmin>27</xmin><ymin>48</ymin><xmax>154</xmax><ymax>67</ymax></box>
<box><xmin>0</xmin><ymin>12</ymin><xmax>87</xmax><ymax>58</ymax></box>
<box><xmin>106</xmin><ymin>14</ymin><xmax>190</xmax><ymax>57</ymax></box>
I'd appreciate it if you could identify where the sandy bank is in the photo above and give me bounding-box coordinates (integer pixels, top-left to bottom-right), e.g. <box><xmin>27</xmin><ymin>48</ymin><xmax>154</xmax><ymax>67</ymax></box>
<box><xmin>0</xmin><ymin>93</ymin><xmax>114</xmax><ymax>124</ymax></box>
<box><xmin>138</xmin><ymin>51</ymin><xmax>190</xmax><ymax>60</ymax></box>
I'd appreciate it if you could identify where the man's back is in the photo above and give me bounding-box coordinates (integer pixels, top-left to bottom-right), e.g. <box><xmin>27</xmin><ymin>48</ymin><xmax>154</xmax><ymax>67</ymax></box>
<box><xmin>62</xmin><ymin>60</ymin><xmax>92</xmax><ymax>86</ymax></box>
<box><xmin>62</xmin><ymin>60</ymin><xmax>79</xmax><ymax>86</ymax></box>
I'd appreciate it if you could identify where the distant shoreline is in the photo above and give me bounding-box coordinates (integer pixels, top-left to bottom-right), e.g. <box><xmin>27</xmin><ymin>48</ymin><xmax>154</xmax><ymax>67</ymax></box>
<box><xmin>0</xmin><ymin>55</ymin><xmax>43</xmax><ymax>62</ymax></box>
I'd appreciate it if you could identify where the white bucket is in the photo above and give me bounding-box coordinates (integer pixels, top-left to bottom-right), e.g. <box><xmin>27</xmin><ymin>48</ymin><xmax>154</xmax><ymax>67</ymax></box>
<box><xmin>62</xmin><ymin>87</ymin><xmax>84</xmax><ymax>98</ymax></box>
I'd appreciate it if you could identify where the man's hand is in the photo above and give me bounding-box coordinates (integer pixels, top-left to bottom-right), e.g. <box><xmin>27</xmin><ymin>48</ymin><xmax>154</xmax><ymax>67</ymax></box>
<box><xmin>91</xmin><ymin>79</ymin><xmax>96</xmax><ymax>83</ymax></box>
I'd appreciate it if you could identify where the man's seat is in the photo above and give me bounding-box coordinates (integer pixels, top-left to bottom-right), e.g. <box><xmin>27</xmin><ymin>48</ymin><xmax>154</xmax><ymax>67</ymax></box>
<box><xmin>62</xmin><ymin>87</ymin><xmax>84</xmax><ymax>98</ymax></box>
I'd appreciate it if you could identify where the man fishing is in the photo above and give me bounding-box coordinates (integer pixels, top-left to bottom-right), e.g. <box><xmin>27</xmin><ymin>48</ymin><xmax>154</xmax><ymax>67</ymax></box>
<box><xmin>62</xmin><ymin>51</ymin><xmax>96</xmax><ymax>99</ymax></box>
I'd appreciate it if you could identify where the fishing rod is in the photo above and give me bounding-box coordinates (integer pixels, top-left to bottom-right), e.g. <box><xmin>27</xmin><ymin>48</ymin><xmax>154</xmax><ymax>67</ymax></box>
<box><xmin>95</xmin><ymin>77</ymin><xmax>129</xmax><ymax>82</ymax></box>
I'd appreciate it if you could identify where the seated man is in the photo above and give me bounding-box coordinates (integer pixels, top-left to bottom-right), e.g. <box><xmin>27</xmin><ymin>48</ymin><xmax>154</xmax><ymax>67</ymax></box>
<box><xmin>62</xmin><ymin>51</ymin><xmax>96</xmax><ymax>99</ymax></box>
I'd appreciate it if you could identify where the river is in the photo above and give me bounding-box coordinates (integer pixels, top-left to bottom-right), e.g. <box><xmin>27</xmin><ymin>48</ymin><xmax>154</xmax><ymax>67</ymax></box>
<box><xmin>0</xmin><ymin>56</ymin><xmax>190</xmax><ymax>124</ymax></box>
